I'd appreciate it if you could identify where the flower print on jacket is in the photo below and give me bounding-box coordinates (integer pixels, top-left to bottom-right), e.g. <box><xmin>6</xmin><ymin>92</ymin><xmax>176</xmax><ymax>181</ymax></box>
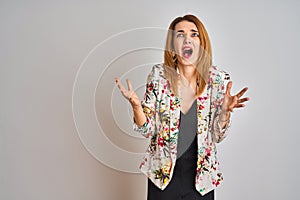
<box><xmin>133</xmin><ymin>63</ymin><xmax>231</xmax><ymax>196</ymax></box>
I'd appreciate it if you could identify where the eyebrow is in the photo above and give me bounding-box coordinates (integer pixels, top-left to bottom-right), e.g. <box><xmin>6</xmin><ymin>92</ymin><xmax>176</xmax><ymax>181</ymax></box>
<box><xmin>176</xmin><ymin>29</ymin><xmax>198</xmax><ymax>33</ymax></box>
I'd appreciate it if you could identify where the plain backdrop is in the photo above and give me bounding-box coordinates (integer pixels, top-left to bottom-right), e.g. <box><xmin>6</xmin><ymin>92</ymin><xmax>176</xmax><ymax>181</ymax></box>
<box><xmin>1</xmin><ymin>0</ymin><xmax>299</xmax><ymax>199</ymax></box>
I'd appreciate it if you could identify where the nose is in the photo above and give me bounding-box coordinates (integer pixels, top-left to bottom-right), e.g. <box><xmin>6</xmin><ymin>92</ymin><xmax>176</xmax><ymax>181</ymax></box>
<box><xmin>184</xmin><ymin>35</ymin><xmax>192</xmax><ymax>44</ymax></box>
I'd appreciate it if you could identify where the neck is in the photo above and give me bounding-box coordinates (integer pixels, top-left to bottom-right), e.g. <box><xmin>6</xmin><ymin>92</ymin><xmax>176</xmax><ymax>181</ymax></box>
<box><xmin>177</xmin><ymin>64</ymin><xmax>197</xmax><ymax>85</ymax></box>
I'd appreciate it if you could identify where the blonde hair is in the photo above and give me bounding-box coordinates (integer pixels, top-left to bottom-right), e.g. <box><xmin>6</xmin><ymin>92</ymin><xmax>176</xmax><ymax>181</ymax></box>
<box><xmin>164</xmin><ymin>14</ymin><xmax>212</xmax><ymax>97</ymax></box>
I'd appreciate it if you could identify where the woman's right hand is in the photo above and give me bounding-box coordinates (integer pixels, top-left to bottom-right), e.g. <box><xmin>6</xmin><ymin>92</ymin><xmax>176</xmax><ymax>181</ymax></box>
<box><xmin>115</xmin><ymin>77</ymin><xmax>146</xmax><ymax>127</ymax></box>
<box><xmin>115</xmin><ymin>78</ymin><xmax>141</xmax><ymax>108</ymax></box>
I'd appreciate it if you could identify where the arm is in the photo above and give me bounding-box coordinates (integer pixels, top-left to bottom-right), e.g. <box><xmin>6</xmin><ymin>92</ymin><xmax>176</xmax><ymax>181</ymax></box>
<box><xmin>132</xmin><ymin>66</ymin><xmax>159</xmax><ymax>138</ymax></box>
<box><xmin>115</xmin><ymin>65</ymin><xmax>159</xmax><ymax>138</ymax></box>
<box><xmin>132</xmin><ymin>105</ymin><xmax>147</xmax><ymax>127</ymax></box>
<box><xmin>211</xmin><ymin>72</ymin><xmax>232</xmax><ymax>143</ymax></box>
<box><xmin>212</xmin><ymin>72</ymin><xmax>250</xmax><ymax>143</ymax></box>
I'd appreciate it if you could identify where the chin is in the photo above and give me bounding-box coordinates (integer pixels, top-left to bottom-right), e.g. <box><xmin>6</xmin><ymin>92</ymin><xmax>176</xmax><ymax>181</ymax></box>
<box><xmin>179</xmin><ymin>58</ymin><xmax>197</xmax><ymax>67</ymax></box>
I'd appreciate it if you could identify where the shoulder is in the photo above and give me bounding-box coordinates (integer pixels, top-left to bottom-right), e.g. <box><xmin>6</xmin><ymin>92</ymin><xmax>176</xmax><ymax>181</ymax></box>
<box><xmin>209</xmin><ymin>65</ymin><xmax>230</xmax><ymax>85</ymax></box>
<box><xmin>152</xmin><ymin>63</ymin><xmax>165</xmax><ymax>74</ymax></box>
<box><xmin>147</xmin><ymin>63</ymin><xmax>167</xmax><ymax>80</ymax></box>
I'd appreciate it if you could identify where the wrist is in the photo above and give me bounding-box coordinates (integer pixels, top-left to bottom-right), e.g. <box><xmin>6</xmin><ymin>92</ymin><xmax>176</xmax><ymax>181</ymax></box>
<box><xmin>132</xmin><ymin>104</ymin><xmax>142</xmax><ymax>111</ymax></box>
<box><xmin>219</xmin><ymin>110</ymin><xmax>231</xmax><ymax>122</ymax></box>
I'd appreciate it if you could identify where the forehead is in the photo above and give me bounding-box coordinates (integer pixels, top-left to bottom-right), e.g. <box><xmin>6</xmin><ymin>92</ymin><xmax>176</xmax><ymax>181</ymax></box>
<box><xmin>174</xmin><ymin>20</ymin><xmax>198</xmax><ymax>32</ymax></box>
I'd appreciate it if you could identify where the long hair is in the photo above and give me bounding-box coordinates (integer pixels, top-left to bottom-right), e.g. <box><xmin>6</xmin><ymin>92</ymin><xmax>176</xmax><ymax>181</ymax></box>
<box><xmin>164</xmin><ymin>14</ymin><xmax>212</xmax><ymax>97</ymax></box>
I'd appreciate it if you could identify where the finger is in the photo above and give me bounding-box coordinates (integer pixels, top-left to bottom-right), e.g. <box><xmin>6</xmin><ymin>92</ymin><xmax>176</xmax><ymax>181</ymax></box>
<box><xmin>234</xmin><ymin>104</ymin><xmax>246</xmax><ymax>109</ymax></box>
<box><xmin>238</xmin><ymin>97</ymin><xmax>250</xmax><ymax>103</ymax></box>
<box><xmin>126</xmin><ymin>79</ymin><xmax>133</xmax><ymax>91</ymax></box>
<box><xmin>226</xmin><ymin>81</ymin><xmax>233</xmax><ymax>96</ymax></box>
<box><xmin>228</xmin><ymin>106</ymin><xmax>234</xmax><ymax>112</ymax></box>
<box><xmin>114</xmin><ymin>77</ymin><xmax>119</xmax><ymax>84</ymax></box>
<box><xmin>236</xmin><ymin>87</ymin><xmax>248</xmax><ymax>98</ymax></box>
<box><xmin>115</xmin><ymin>78</ymin><xmax>127</xmax><ymax>92</ymax></box>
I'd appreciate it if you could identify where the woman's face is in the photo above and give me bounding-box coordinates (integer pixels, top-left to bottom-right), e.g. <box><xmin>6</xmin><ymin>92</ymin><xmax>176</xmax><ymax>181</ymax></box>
<box><xmin>173</xmin><ymin>20</ymin><xmax>200</xmax><ymax>67</ymax></box>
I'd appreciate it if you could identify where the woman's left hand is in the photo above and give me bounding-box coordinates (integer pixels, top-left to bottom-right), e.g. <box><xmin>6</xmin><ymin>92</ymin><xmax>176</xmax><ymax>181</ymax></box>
<box><xmin>222</xmin><ymin>81</ymin><xmax>250</xmax><ymax>113</ymax></box>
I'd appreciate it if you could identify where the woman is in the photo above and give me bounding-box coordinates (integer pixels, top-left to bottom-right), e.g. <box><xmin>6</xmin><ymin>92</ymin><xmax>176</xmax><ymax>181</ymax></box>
<box><xmin>115</xmin><ymin>14</ymin><xmax>249</xmax><ymax>200</ymax></box>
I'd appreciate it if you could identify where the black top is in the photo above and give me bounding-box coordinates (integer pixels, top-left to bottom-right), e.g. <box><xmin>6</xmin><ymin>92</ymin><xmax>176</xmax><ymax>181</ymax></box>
<box><xmin>177</xmin><ymin>100</ymin><xmax>198</xmax><ymax>159</ymax></box>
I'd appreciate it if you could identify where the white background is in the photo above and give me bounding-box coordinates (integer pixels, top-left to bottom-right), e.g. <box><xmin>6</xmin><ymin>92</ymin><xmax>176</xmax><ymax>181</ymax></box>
<box><xmin>1</xmin><ymin>0</ymin><xmax>299</xmax><ymax>199</ymax></box>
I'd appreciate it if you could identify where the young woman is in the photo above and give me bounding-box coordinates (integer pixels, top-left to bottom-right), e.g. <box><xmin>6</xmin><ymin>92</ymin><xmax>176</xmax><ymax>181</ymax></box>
<box><xmin>115</xmin><ymin>14</ymin><xmax>249</xmax><ymax>200</ymax></box>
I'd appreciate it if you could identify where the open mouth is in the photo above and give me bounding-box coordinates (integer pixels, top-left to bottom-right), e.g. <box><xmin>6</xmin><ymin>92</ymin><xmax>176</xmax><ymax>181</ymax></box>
<box><xmin>182</xmin><ymin>47</ymin><xmax>193</xmax><ymax>59</ymax></box>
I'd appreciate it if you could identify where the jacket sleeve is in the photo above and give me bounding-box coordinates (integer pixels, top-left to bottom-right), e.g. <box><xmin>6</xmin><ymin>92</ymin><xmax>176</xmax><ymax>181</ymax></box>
<box><xmin>133</xmin><ymin>65</ymin><xmax>159</xmax><ymax>138</ymax></box>
<box><xmin>211</xmin><ymin>69</ymin><xmax>232</xmax><ymax>143</ymax></box>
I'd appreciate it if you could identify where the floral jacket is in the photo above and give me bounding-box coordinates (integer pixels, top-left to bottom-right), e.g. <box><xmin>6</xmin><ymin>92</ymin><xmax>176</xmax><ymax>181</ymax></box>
<box><xmin>133</xmin><ymin>63</ymin><xmax>231</xmax><ymax>195</ymax></box>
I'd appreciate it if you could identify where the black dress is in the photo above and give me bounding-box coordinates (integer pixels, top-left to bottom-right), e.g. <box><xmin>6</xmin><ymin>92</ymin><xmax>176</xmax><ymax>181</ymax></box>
<box><xmin>147</xmin><ymin>100</ymin><xmax>214</xmax><ymax>200</ymax></box>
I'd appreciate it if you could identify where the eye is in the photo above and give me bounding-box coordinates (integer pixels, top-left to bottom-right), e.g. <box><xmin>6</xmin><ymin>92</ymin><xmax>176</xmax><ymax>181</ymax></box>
<box><xmin>191</xmin><ymin>32</ymin><xmax>199</xmax><ymax>37</ymax></box>
<box><xmin>176</xmin><ymin>33</ymin><xmax>184</xmax><ymax>38</ymax></box>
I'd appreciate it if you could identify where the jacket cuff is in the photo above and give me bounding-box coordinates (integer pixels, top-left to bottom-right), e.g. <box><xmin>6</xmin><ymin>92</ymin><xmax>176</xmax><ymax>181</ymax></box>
<box><xmin>133</xmin><ymin>117</ymin><xmax>151</xmax><ymax>137</ymax></box>
<box><xmin>214</xmin><ymin>114</ymin><xmax>232</xmax><ymax>143</ymax></box>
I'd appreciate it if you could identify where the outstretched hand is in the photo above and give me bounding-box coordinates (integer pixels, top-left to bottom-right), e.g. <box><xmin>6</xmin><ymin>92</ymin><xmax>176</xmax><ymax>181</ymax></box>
<box><xmin>115</xmin><ymin>78</ymin><xmax>141</xmax><ymax>108</ymax></box>
<box><xmin>222</xmin><ymin>81</ymin><xmax>250</xmax><ymax>113</ymax></box>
